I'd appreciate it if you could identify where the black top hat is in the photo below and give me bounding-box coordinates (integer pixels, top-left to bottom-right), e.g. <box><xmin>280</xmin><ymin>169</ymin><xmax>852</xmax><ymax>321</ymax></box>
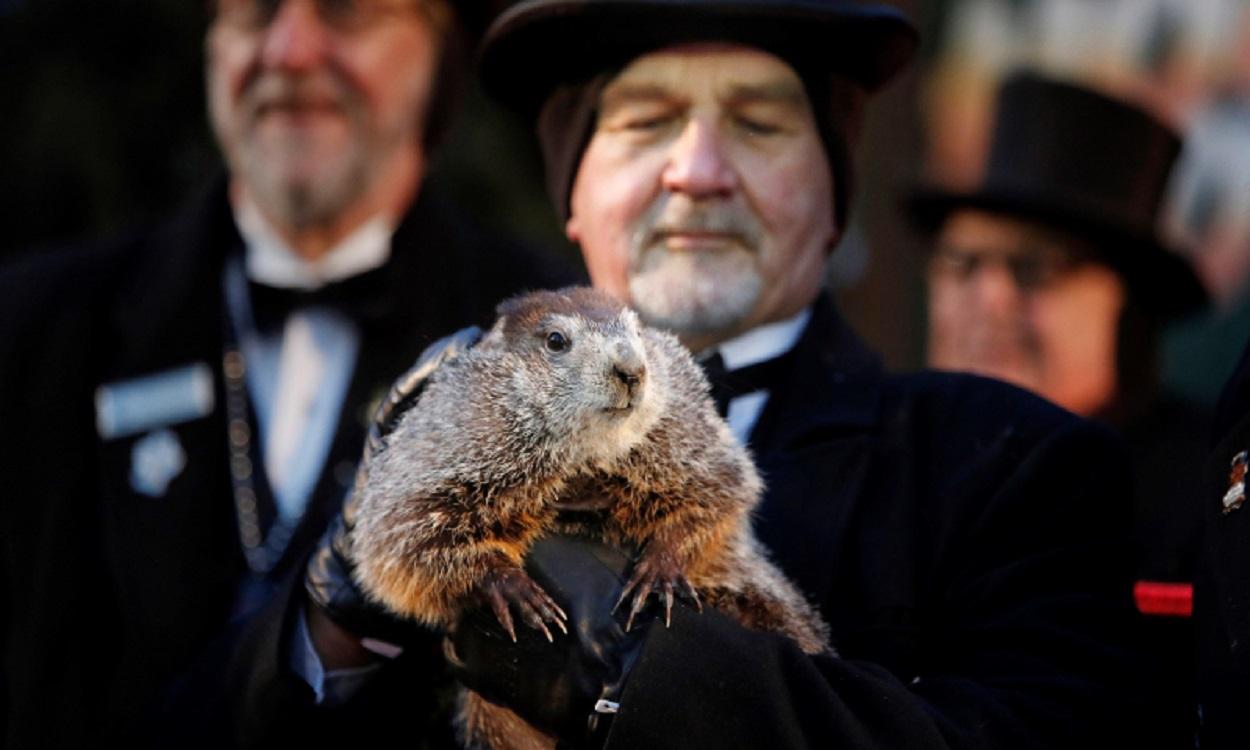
<box><xmin>910</xmin><ymin>71</ymin><xmax>1206</xmax><ymax>317</ymax></box>
<box><xmin>479</xmin><ymin>0</ymin><xmax>918</xmax><ymax>118</ymax></box>
<box><xmin>450</xmin><ymin>1</ymin><xmax>513</xmax><ymax>39</ymax></box>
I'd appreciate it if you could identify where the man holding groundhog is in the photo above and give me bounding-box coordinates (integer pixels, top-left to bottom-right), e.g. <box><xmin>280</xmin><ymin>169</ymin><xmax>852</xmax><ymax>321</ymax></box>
<box><xmin>294</xmin><ymin>1</ymin><xmax>1147</xmax><ymax>747</ymax></box>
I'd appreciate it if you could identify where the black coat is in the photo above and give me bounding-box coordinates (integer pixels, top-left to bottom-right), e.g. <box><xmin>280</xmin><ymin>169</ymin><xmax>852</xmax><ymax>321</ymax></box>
<box><xmin>1195</xmin><ymin>339</ymin><xmax>1250</xmax><ymax>748</ymax></box>
<box><xmin>173</xmin><ymin>293</ymin><xmax>1144</xmax><ymax>749</ymax></box>
<box><xmin>0</xmin><ymin>180</ymin><xmax>580</xmax><ymax>748</ymax></box>
<box><xmin>1118</xmin><ymin>394</ymin><xmax>1208</xmax><ymax>748</ymax></box>
<box><xmin>600</xmin><ymin>294</ymin><xmax>1143</xmax><ymax>748</ymax></box>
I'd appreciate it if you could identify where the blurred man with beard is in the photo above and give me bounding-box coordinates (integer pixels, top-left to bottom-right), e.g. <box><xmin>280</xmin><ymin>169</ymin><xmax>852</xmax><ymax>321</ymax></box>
<box><xmin>0</xmin><ymin>1</ymin><xmax>574</xmax><ymax>747</ymax></box>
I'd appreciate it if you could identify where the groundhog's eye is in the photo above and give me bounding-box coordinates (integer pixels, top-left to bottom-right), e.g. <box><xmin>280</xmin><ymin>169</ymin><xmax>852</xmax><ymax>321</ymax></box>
<box><xmin>545</xmin><ymin>331</ymin><xmax>571</xmax><ymax>353</ymax></box>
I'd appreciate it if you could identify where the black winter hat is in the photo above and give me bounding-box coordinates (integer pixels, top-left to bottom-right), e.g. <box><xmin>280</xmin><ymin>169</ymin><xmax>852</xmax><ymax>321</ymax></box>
<box><xmin>480</xmin><ymin>0</ymin><xmax>917</xmax><ymax>117</ymax></box>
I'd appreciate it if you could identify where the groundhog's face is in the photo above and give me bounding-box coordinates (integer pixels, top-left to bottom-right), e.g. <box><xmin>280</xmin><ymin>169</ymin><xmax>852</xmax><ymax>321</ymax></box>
<box><xmin>489</xmin><ymin>288</ymin><xmax>665</xmax><ymax>465</ymax></box>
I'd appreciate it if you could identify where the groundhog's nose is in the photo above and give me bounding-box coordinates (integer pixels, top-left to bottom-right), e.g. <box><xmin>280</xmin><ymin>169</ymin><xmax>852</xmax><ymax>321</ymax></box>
<box><xmin>611</xmin><ymin>344</ymin><xmax>646</xmax><ymax>391</ymax></box>
<box><xmin>614</xmin><ymin>365</ymin><xmax>642</xmax><ymax>388</ymax></box>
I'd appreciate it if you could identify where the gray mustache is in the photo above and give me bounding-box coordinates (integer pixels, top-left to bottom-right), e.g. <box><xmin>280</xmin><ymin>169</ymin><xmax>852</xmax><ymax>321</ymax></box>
<box><xmin>643</xmin><ymin>207</ymin><xmax>761</xmax><ymax>246</ymax></box>
<box><xmin>243</xmin><ymin>74</ymin><xmax>351</xmax><ymax>118</ymax></box>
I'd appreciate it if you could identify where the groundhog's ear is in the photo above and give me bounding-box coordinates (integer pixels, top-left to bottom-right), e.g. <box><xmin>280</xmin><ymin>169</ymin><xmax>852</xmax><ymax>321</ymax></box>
<box><xmin>478</xmin><ymin>316</ymin><xmax>508</xmax><ymax>348</ymax></box>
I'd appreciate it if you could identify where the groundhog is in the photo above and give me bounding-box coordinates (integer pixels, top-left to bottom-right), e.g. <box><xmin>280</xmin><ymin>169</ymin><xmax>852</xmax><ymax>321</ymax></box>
<box><xmin>352</xmin><ymin>286</ymin><xmax>831</xmax><ymax>750</ymax></box>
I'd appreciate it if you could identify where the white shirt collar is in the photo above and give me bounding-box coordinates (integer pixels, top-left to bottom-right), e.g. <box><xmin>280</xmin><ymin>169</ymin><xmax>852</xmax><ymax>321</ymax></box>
<box><xmin>234</xmin><ymin>198</ymin><xmax>394</xmax><ymax>290</ymax></box>
<box><xmin>713</xmin><ymin>307</ymin><xmax>812</xmax><ymax>371</ymax></box>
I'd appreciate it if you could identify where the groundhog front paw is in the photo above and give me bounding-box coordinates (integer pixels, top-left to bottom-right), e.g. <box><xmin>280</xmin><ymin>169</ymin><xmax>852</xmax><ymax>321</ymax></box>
<box><xmin>477</xmin><ymin>567</ymin><xmax>568</xmax><ymax>643</ymax></box>
<box><xmin>615</xmin><ymin>546</ymin><xmax>702</xmax><ymax>630</ymax></box>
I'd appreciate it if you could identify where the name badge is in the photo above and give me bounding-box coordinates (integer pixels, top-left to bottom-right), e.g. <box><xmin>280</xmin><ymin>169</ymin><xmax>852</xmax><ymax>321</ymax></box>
<box><xmin>95</xmin><ymin>363</ymin><xmax>215</xmax><ymax>440</ymax></box>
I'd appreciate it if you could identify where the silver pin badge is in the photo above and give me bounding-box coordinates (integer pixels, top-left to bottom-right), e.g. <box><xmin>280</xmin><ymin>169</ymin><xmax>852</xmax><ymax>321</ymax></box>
<box><xmin>1223</xmin><ymin>450</ymin><xmax>1248</xmax><ymax>514</ymax></box>
<box><xmin>130</xmin><ymin>429</ymin><xmax>187</xmax><ymax>498</ymax></box>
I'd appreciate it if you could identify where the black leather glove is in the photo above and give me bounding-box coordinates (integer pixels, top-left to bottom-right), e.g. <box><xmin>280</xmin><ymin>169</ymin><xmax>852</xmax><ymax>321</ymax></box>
<box><xmin>304</xmin><ymin>325</ymin><xmax>484</xmax><ymax>651</ymax></box>
<box><xmin>445</xmin><ymin>535</ymin><xmax>653</xmax><ymax>749</ymax></box>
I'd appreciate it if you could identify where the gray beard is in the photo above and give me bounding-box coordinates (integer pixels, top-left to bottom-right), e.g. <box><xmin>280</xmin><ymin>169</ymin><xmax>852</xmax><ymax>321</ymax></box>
<box><xmin>236</xmin><ymin>143</ymin><xmax>371</xmax><ymax>232</ymax></box>
<box><xmin>626</xmin><ymin>196</ymin><xmax>764</xmax><ymax>336</ymax></box>
<box><xmin>223</xmin><ymin>70</ymin><xmax>376</xmax><ymax>232</ymax></box>
<box><xmin>628</xmin><ymin>248</ymin><xmax>762</xmax><ymax>335</ymax></box>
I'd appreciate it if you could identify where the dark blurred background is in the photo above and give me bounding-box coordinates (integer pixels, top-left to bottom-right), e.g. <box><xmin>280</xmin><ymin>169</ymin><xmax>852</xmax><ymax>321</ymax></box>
<box><xmin>0</xmin><ymin>1</ymin><xmax>214</xmax><ymax>258</ymax></box>
<box><xmin>3</xmin><ymin>0</ymin><xmax>1248</xmax><ymax>391</ymax></box>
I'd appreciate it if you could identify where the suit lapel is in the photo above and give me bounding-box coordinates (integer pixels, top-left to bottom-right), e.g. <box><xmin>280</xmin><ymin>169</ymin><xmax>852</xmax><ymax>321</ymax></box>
<box><xmin>95</xmin><ymin>182</ymin><xmax>245</xmax><ymax>664</ymax></box>
<box><xmin>749</xmin><ymin>293</ymin><xmax>884</xmax><ymax>608</ymax></box>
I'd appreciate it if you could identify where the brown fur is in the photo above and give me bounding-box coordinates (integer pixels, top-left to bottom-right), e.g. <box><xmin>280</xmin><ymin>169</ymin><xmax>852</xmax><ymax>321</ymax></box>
<box><xmin>353</xmin><ymin>287</ymin><xmax>831</xmax><ymax>749</ymax></box>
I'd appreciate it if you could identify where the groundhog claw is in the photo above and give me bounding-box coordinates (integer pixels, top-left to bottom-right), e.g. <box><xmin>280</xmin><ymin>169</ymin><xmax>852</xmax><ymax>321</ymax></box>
<box><xmin>615</xmin><ymin>547</ymin><xmax>700</xmax><ymax>630</ymax></box>
<box><xmin>480</xmin><ymin>567</ymin><xmax>568</xmax><ymax>643</ymax></box>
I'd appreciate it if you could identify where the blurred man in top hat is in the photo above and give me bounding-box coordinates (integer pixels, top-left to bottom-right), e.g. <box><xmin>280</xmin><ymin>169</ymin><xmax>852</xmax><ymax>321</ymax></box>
<box><xmin>0</xmin><ymin>1</ymin><xmax>574</xmax><ymax>747</ymax></box>
<box><xmin>292</xmin><ymin>2</ymin><xmax>1147</xmax><ymax>747</ymax></box>
<box><xmin>913</xmin><ymin>71</ymin><xmax>1209</xmax><ymax>746</ymax></box>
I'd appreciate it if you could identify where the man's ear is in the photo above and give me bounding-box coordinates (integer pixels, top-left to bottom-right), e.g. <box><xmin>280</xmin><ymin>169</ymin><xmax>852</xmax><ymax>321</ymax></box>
<box><xmin>565</xmin><ymin>213</ymin><xmax>582</xmax><ymax>244</ymax></box>
<box><xmin>826</xmin><ymin>225</ymin><xmax>842</xmax><ymax>255</ymax></box>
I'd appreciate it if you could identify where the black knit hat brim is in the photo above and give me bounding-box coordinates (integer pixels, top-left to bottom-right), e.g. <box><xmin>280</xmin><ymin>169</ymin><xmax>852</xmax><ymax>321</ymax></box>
<box><xmin>480</xmin><ymin>0</ymin><xmax>918</xmax><ymax>119</ymax></box>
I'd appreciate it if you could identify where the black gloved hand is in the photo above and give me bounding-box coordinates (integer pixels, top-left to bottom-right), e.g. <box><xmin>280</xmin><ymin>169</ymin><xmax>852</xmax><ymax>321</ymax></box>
<box><xmin>446</xmin><ymin>535</ymin><xmax>653</xmax><ymax>748</ymax></box>
<box><xmin>304</xmin><ymin>325</ymin><xmax>484</xmax><ymax>652</ymax></box>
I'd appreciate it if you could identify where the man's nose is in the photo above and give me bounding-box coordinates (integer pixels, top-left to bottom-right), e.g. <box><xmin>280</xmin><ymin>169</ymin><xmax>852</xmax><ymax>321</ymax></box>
<box><xmin>970</xmin><ymin>261</ymin><xmax>1025</xmax><ymax>315</ymax></box>
<box><xmin>260</xmin><ymin>0</ymin><xmax>332</xmax><ymax>71</ymax></box>
<box><xmin>661</xmin><ymin>120</ymin><xmax>737</xmax><ymax>198</ymax></box>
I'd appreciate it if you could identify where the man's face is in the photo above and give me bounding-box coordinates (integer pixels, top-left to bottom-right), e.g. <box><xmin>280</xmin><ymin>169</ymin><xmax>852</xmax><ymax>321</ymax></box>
<box><xmin>206</xmin><ymin>0</ymin><xmax>442</xmax><ymax>231</ymax></box>
<box><xmin>566</xmin><ymin>44</ymin><xmax>837</xmax><ymax>349</ymax></box>
<box><xmin>926</xmin><ymin>209</ymin><xmax>1127</xmax><ymax>416</ymax></box>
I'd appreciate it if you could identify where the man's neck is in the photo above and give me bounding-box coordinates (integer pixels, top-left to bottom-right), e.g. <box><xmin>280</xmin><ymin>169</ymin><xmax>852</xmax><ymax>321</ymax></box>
<box><xmin>680</xmin><ymin>309</ymin><xmax>812</xmax><ymax>360</ymax></box>
<box><xmin>695</xmin><ymin>308</ymin><xmax>812</xmax><ymax>366</ymax></box>
<box><xmin>269</xmin><ymin>216</ymin><xmax>372</xmax><ymax>263</ymax></box>
<box><xmin>236</xmin><ymin>199</ymin><xmax>395</xmax><ymax>290</ymax></box>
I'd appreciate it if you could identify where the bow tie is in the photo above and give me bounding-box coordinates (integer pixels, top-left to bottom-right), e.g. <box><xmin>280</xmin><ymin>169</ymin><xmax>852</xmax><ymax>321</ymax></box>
<box><xmin>700</xmin><ymin>350</ymin><xmax>794</xmax><ymax>419</ymax></box>
<box><xmin>247</xmin><ymin>267</ymin><xmax>390</xmax><ymax>332</ymax></box>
